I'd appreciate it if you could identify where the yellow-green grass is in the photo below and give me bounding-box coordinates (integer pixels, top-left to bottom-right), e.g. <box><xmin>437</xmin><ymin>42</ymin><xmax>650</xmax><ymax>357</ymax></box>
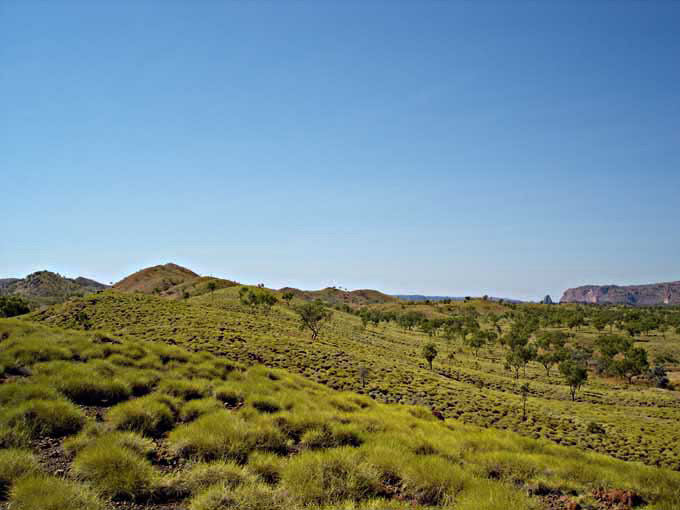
<box><xmin>1</xmin><ymin>318</ymin><xmax>680</xmax><ymax>509</ymax></box>
<box><xmin>8</xmin><ymin>474</ymin><xmax>103</xmax><ymax>510</ymax></box>
<box><xmin>23</xmin><ymin>290</ymin><xmax>680</xmax><ymax>469</ymax></box>
<box><xmin>0</xmin><ymin>448</ymin><xmax>40</xmax><ymax>499</ymax></box>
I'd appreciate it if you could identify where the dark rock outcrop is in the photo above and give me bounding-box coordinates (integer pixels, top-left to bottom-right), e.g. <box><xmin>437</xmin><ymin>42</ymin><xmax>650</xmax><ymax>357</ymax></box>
<box><xmin>541</xmin><ymin>295</ymin><xmax>554</xmax><ymax>305</ymax></box>
<box><xmin>560</xmin><ymin>281</ymin><xmax>680</xmax><ymax>306</ymax></box>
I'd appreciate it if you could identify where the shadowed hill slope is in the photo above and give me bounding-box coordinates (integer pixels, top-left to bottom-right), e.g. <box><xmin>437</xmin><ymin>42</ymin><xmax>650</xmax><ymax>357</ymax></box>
<box><xmin>0</xmin><ymin>271</ymin><xmax>108</xmax><ymax>306</ymax></box>
<box><xmin>279</xmin><ymin>287</ymin><xmax>397</xmax><ymax>306</ymax></box>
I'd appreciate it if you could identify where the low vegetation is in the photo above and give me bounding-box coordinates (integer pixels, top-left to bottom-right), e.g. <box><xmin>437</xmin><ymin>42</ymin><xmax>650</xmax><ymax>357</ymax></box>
<box><xmin>27</xmin><ymin>289</ymin><xmax>680</xmax><ymax>470</ymax></box>
<box><xmin>1</xmin><ymin>318</ymin><xmax>680</xmax><ymax>510</ymax></box>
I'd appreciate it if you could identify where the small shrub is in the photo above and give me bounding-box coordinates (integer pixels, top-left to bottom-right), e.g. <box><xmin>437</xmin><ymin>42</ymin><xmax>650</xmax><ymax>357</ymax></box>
<box><xmin>214</xmin><ymin>386</ymin><xmax>244</xmax><ymax>407</ymax></box>
<box><xmin>1</xmin><ymin>399</ymin><xmax>85</xmax><ymax>438</ymax></box>
<box><xmin>0</xmin><ymin>449</ymin><xmax>40</xmax><ymax>499</ymax></box>
<box><xmin>73</xmin><ymin>441</ymin><xmax>157</xmax><ymax>500</ymax></box>
<box><xmin>9</xmin><ymin>474</ymin><xmax>103</xmax><ymax>510</ymax></box>
<box><xmin>107</xmin><ymin>394</ymin><xmax>177</xmax><ymax>437</ymax></box>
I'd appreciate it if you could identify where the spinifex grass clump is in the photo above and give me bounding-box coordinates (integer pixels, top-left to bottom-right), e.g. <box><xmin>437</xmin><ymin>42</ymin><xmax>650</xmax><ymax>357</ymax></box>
<box><xmin>32</xmin><ymin>360</ymin><xmax>131</xmax><ymax>405</ymax></box>
<box><xmin>168</xmin><ymin>411</ymin><xmax>288</xmax><ymax>462</ymax></box>
<box><xmin>0</xmin><ymin>398</ymin><xmax>85</xmax><ymax>438</ymax></box>
<box><xmin>63</xmin><ymin>424</ymin><xmax>155</xmax><ymax>459</ymax></box>
<box><xmin>9</xmin><ymin>474</ymin><xmax>103</xmax><ymax>510</ymax></box>
<box><xmin>0</xmin><ymin>449</ymin><xmax>40</xmax><ymax>499</ymax></box>
<box><xmin>72</xmin><ymin>438</ymin><xmax>158</xmax><ymax>500</ymax></box>
<box><xmin>106</xmin><ymin>393</ymin><xmax>179</xmax><ymax>437</ymax></box>
<box><xmin>179</xmin><ymin>397</ymin><xmax>223</xmax><ymax>422</ymax></box>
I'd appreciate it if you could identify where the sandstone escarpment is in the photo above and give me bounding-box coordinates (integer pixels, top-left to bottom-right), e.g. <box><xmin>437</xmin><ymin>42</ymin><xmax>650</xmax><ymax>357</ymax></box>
<box><xmin>560</xmin><ymin>281</ymin><xmax>680</xmax><ymax>305</ymax></box>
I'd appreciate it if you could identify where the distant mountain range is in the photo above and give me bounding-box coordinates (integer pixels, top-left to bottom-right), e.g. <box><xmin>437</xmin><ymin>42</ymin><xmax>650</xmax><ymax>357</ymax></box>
<box><xmin>5</xmin><ymin>264</ymin><xmax>678</xmax><ymax>309</ymax></box>
<box><xmin>393</xmin><ymin>295</ymin><xmax>524</xmax><ymax>303</ymax></box>
<box><xmin>561</xmin><ymin>281</ymin><xmax>680</xmax><ymax>306</ymax></box>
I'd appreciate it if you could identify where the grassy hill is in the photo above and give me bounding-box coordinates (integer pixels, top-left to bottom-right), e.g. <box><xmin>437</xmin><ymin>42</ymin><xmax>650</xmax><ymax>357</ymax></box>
<box><xmin>26</xmin><ymin>288</ymin><xmax>680</xmax><ymax>472</ymax></box>
<box><xmin>113</xmin><ymin>263</ymin><xmax>200</xmax><ymax>294</ymax></box>
<box><xmin>1</xmin><ymin>318</ymin><xmax>679</xmax><ymax>510</ymax></box>
<box><xmin>279</xmin><ymin>287</ymin><xmax>397</xmax><ymax>306</ymax></box>
<box><xmin>112</xmin><ymin>263</ymin><xmax>238</xmax><ymax>300</ymax></box>
<box><xmin>0</xmin><ymin>271</ymin><xmax>108</xmax><ymax>307</ymax></box>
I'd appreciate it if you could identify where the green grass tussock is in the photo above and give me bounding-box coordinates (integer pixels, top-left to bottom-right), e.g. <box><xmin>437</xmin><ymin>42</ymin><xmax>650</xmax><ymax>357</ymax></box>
<box><xmin>180</xmin><ymin>397</ymin><xmax>224</xmax><ymax>422</ymax></box>
<box><xmin>281</xmin><ymin>447</ymin><xmax>383</xmax><ymax>505</ymax></box>
<box><xmin>9</xmin><ymin>474</ymin><xmax>103</xmax><ymax>510</ymax></box>
<box><xmin>169</xmin><ymin>460</ymin><xmax>252</xmax><ymax>497</ymax></box>
<box><xmin>168</xmin><ymin>410</ymin><xmax>288</xmax><ymax>462</ymax></box>
<box><xmin>72</xmin><ymin>438</ymin><xmax>157</xmax><ymax>500</ymax></box>
<box><xmin>0</xmin><ymin>448</ymin><xmax>40</xmax><ymax>499</ymax></box>
<box><xmin>63</xmin><ymin>423</ymin><xmax>155</xmax><ymax>459</ymax></box>
<box><xmin>106</xmin><ymin>393</ymin><xmax>178</xmax><ymax>437</ymax></box>
<box><xmin>0</xmin><ymin>398</ymin><xmax>85</xmax><ymax>438</ymax></box>
<box><xmin>189</xmin><ymin>481</ymin><xmax>285</xmax><ymax>510</ymax></box>
<box><xmin>158</xmin><ymin>378</ymin><xmax>211</xmax><ymax>400</ymax></box>
<box><xmin>0</xmin><ymin>382</ymin><xmax>60</xmax><ymax>406</ymax></box>
<box><xmin>32</xmin><ymin>361</ymin><xmax>131</xmax><ymax>405</ymax></box>
<box><xmin>213</xmin><ymin>385</ymin><xmax>245</xmax><ymax>407</ymax></box>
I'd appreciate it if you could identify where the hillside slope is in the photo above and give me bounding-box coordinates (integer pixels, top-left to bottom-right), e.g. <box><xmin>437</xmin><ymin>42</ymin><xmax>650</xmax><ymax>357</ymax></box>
<box><xmin>113</xmin><ymin>263</ymin><xmax>238</xmax><ymax>300</ymax></box>
<box><xmin>2</xmin><ymin>318</ymin><xmax>680</xmax><ymax>510</ymax></box>
<box><xmin>27</xmin><ymin>289</ymin><xmax>680</xmax><ymax>471</ymax></box>
<box><xmin>0</xmin><ymin>271</ymin><xmax>108</xmax><ymax>306</ymax></box>
<box><xmin>113</xmin><ymin>263</ymin><xmax>199</xmax><ymax>294</ymax></box>
<box><xmin>279</xmin><ymin>287</ymin><xmax>397</xmax><ymax>306</ymax></box>
<box><xmin>561</xmin><ymin>281</ymin><xmax>680</xmax><ymax>305</ymax></box>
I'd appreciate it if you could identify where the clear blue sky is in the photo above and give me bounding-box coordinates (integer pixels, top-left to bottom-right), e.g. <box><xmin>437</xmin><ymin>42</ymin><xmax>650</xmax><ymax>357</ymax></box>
<box><xmin>2</xmin><ymin>1</ymin><xmax>679</xmax><ymax>301</ymax></box>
